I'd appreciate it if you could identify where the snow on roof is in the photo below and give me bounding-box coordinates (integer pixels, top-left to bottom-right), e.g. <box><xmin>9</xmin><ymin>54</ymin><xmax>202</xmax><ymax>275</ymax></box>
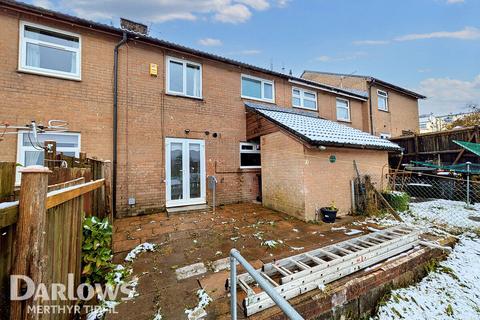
<box><xmin>245</xmin><ymin>102</ymin><xmax>401</xmax><ymax>151</ymax></box>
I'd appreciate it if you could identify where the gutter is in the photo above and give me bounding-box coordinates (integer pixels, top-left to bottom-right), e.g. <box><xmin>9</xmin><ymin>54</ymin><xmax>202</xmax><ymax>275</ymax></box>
<box><xmin>113</xmin><ymin>32</ymin><xmax>128</xmax><ymax>218</ymax></box>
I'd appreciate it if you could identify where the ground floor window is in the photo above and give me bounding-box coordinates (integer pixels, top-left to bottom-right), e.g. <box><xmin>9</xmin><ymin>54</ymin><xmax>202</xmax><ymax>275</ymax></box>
<box><xmin>240</xmin><ymin>142</ymin><xmax>261</xmax><ymax>169</ymax></box>
<box><xmin>16</xmin><ymin>131</ymin><xmax>81</xmax><ymax>182</ymax></box>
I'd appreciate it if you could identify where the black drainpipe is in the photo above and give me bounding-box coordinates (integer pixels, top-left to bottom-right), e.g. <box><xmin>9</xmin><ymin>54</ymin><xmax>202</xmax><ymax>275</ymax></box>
<box><xmin>113</xmin><ymin>32</ymin><xmax>128</xmax><ymax>218</ymax></box>
<box><xmin>368</xmin><ymin>80</ymin><xmax>374</xmax><ymax>135</ymax></box>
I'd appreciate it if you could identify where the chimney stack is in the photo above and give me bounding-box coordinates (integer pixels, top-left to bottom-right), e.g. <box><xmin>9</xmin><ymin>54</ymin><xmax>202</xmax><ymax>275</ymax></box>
<box><xmin>120</xmin><ymin>18</ymin><xmax>148</xmax><ymax>35</ymax></box>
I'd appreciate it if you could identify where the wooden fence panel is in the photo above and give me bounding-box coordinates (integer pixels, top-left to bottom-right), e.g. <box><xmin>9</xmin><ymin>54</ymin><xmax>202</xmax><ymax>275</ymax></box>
<box><xmin>0</xmin><ymin>224</ymin><xmax>15</xmax><ymax>317</ymax></box>
<box><xmin>0</xmin><ymin>162</ymin><xmax>15</xmax><ymax>202</ymax></box>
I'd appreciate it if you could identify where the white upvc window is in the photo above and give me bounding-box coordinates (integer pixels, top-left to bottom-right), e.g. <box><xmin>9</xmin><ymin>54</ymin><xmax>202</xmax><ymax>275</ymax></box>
<box><xmin>239</xmin><ymin>142</ymin><xmax>261</xmax><ymax>169</ymax></box>
<box><xmin>16</xmin><ymin>131</ymin><xmax>81</xmax><ymax>183</ymax></box>
<box><xmin>166</xmin><ymin>56</ymin><xmax>202</xmax><ymax>99</ymax></box>
<box><xmin>292</xmin><ymin>87</ymin><xmax>317</xmax><ymax>110</ymax></box>
<box><xmin>377</xmin><ymin>90</ymin><xmax>389</xmax><ymax>111</ymax></box>
<box><xmin>19</xmin><ymin>21</ymin><xmax>81</xmax><ymax>80</ymax></box>
<box><xmin>241</xmin><ymin>74</ymin><xmax>275</xmax><ymax>103</ymax></box>
<box><xmin>336</xmin><ymin>98</ymin><xmax>351</xmax><ymax>122</ymax></box>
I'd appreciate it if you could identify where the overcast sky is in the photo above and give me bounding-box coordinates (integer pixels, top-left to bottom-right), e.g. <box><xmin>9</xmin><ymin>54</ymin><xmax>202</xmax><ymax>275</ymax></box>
<box><xmin>29</xmin><ymin>0</ymin><xmax>480</xmax><ymax>116</ymax></box>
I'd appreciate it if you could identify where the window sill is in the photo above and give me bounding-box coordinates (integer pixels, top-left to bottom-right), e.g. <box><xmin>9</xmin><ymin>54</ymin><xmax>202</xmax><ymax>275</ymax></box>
<box><xmin>337</xmin><ymin>119</ymin><xmax>351</xmax><ymax>123</ymax></box>
<box><xmin>17</xmin><ymin>68</ymin><xmax>81</xmax><ymax>81</ymax></box>
<box><xmin>292</xmin><ymin>105</ymin><xmax>318</xmax><ymax>112</ymax></box>
<box><xmin>166</xmin><ymin>92</ymin><xmax>204</xmax><ymax>101</ymax></box>
<box><xmin>378</xmin><ymin>109</ymin><xmax>390</xmax><ymax>113</ymax></box>
<box><xmin>241</xmin><ymin>96</ymin><xmax>275</xmax><ymax>104</ymax></box>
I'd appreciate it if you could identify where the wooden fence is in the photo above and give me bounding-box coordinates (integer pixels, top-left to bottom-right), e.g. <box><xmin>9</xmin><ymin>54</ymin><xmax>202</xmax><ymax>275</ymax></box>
<box><xmin>390</xmin><ymin>126</ymin><xmax>480</xmax><ymax>169</ymax></box>
<box><xmin>0</xmin><ymin>162</ymin><xmax>110</xmax><ymax>320</ymax></box>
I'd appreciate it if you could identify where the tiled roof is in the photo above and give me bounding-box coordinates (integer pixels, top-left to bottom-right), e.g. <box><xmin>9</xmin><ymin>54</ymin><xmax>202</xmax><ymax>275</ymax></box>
<box><xmin>245</xmin><ymin>102</ymin><xmax>401</xmax><ymax>151</ymax></box>
<box><xmin>1</xmin><ymin>1</ymin><xmax>367</xmax><ymax>101</ymax></box>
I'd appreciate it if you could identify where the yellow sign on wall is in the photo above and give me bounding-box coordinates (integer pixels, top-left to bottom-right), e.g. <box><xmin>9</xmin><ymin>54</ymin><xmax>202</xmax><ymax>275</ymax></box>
<box><xmin>149</xmin><ymin>63</ymin><xmax>158</xmax><ymax>76</ymax></box>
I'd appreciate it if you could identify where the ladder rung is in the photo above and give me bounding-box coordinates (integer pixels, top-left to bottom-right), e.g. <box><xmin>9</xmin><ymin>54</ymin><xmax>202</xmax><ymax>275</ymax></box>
<box><xmin>305</xmin><ymin>253</ymin><xmax>326</xmax><ymax>265</ymax></box>
<box><xmin>260</xmin><ymin>272</ymin><xmax>279</xmax><ymax>287</ymax></box>
<box><xmin>333</xmin><ymin>245</ymin><xmax>354</xmax><ymax>254</ymax></box>
<box><xmin>289</xmin><ymin>258</ymin><xmax>310</xmax><ymax>270</ymax></box>
<box><xmin>272</xmin><ymin>264</ymin><xmax>292</xmax><ymax>276</ymax></box>
<box><xmin>238</xmin><ymin>278</ymin><xmax>254</xmax><ymax>295</ymax></box>
<box><xmin>318</xmin><ymin>249</ymin><xmax>341</xmax><ymax>259</ymax></box>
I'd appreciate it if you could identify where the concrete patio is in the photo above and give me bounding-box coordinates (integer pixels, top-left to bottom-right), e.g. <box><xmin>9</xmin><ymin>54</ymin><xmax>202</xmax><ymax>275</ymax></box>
<box><xmin>108</xmin><ymin>203</ymin><xmax>451</xmax><ymax>320</ymax></box>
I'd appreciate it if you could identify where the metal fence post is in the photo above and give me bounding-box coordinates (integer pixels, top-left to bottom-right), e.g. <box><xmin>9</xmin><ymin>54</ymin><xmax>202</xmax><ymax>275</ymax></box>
<box><xmin>230</xmin><ymin>255</ymin><xmax>237</xmax><ymax>320</ymax></box>
<box><xmin>466</xmin><ymin>162</ymin><xmax>471</xmax><ymax>207</ymax></box>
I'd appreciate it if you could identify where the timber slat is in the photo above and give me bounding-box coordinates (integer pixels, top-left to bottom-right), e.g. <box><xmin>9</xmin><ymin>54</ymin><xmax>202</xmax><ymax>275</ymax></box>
<box><xmin>46</xmin><ymin>178</ymin><xmax>104</xmax><ymax>209</ymax></box>
<box><xmin>0</xmin><ymin>202</ymin><xmax>19</xmax><ymax>229</ymax></box>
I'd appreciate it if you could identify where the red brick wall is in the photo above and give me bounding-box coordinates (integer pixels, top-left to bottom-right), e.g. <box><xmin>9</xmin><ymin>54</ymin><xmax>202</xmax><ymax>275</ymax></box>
<box><xmin>0</xmin><ymin>9</ymin><xmax>379</xmax><ymax>216</ymax></box>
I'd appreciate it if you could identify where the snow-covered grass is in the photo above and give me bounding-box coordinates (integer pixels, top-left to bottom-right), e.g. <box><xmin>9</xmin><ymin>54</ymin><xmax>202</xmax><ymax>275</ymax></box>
<box><xmin>371</xmin><ymin>198</ymin><xmax>480</xmax><ymax>320</ymax></box>
<box><xmin>373</xmin><ymin>234</ymin><xmax>480</xmax><ymax>320</ymax></box>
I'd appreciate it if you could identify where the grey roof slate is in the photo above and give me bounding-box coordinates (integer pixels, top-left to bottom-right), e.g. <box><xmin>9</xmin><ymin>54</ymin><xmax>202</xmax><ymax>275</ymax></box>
<box><xmin>245</xmin><ymin>102</ymin><xmax>401</xmax><ymax>151</ymax></box>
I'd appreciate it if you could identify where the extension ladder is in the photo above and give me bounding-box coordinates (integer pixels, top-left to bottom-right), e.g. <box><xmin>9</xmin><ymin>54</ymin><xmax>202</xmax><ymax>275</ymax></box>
<box><xmin>236</xmin><ymin>226</ymin><xmax>421</xmax><ymax>316</ymax></box>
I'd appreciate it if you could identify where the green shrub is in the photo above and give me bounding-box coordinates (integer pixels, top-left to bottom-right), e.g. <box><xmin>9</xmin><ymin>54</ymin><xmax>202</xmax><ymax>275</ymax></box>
<box><xmin>382</xmin><ymin>191</ymin><xmax>410</xmax><ymax>212</ymax></box>
<box><xmin>82</xmin><ymin>216</ymin><xmax>114</xmax><ymax>284</ymax></box>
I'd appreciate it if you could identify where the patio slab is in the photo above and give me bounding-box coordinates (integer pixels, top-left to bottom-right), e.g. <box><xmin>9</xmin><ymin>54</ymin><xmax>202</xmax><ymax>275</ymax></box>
<box><xmin>108</xmin><ymin>203</ymin><xmax>392</xmax><ymax>320</ymax></box>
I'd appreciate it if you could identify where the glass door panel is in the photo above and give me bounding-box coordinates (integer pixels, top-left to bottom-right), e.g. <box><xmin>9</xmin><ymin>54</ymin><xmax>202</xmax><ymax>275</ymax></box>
<box><xmin>189</xmin><ymin>143</ymin><xmax>201</xmax><ymax>199</ymax></box>
<box><xmin>170</xmin><ymin>142</ymin><xmax>183</xmax><ymax>200</ymax></box>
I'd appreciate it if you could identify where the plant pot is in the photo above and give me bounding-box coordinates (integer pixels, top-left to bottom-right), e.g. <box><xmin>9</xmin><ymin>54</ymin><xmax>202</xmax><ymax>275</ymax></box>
<box><xmin>320</xmin><ymin>207</ymin><xmax>337</xmax><ymax>223</ymax></box>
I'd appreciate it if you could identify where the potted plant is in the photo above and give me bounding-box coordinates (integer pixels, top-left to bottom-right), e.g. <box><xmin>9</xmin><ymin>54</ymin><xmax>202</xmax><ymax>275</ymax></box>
<box><xmin>320</xmin><ymin>202</ymin><xmax>338</xmax><ymax>223</ymax></box>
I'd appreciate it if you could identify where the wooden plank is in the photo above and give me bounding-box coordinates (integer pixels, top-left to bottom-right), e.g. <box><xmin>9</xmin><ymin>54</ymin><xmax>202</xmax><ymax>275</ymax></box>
<box><xmin>0</xmin><ymin>162</ymin><xmax>15</xmax><ymax>202</ymax></box>
<box><xmin>47</xmin><ymin>177</ymin><xmax>85</xmax><ymax>192</ymax></box>
<box><xmin>46</xmin><ymin>179</ymin><xmax>104</xmax><ymax>209</ymax></box>
<box><xmin>0</xmin><ymin>202</ymin><xmax>18</xmax><ymax>228</ymax></box>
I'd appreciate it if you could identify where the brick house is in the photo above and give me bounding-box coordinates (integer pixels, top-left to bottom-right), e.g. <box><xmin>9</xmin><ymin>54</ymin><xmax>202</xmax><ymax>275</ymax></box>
<box><xmin>301</xmin><ymin>71</ymin><xmax>426</xmax><ymax>138</ymax></box>
<box><xmin>0</xmin><ymin>1</ymin><xmax>406</xmax><ymax>219</ymax></box>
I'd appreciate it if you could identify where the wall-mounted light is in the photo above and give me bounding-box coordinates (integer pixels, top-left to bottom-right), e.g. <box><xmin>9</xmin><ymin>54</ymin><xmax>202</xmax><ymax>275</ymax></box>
<box><xmin>318</xmin><ymin>146</ymin><xmax>327</xmax><ymax>151</ymax></box>
<box><xmin>185</xmin><ymin>129</ymin><xmax>190</xmax><ymax>134</ymax></box>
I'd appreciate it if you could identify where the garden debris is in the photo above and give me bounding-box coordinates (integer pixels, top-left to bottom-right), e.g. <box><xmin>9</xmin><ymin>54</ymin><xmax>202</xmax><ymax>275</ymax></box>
<box><xmin>175</xmin><ymin>262</ymin><xmax>208</xmax><ymax>280</ymax></box>
<box><xmin>344</xmin><ymin>229</ymin><xmax>362</xmax><ymax>236</ymax></box>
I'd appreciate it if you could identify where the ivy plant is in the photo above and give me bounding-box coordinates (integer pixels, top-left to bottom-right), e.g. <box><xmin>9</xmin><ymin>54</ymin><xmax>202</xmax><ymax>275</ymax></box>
<box><xmin>81</xmin><ymin>216</ymin><xmax>114</xmax><ymax>284</ymax></box>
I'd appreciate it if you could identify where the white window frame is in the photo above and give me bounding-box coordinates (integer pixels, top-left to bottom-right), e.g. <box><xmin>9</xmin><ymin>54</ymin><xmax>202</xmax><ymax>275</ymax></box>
<box><xmin>292</xmin><ymin>87</ymin><xmax>317</xmax><ymax>111</ymax></box>
<box><xmin>377</xmin><ymin>90</ymin><xmax>389</xmax><ymax>111</ymax></box>
<box><xmin>239</xmin><ymin>142</ymin><xmax>261</xmax><ymax>169</ymax></box>
<box><xmin>336</xmin><ymin>98</ymin><xmax>351</xmax><ymax>122</ymax></box>
<box><xmin>241</xmin><ymin>74</ymin><xmax>275</xmax><ymax>103</ymax></box>
<box><xmin>166</xmin><ymin>56</ymin><xmax>202</xmax><ymax>99</ymax></box>
<box><xmin>18</xmin><ymin>21</ymin><xmax>82</xmax><ymax>80</ymax></box>
<box><xmin>16</xmin><ymin>131</ymin><xmax>81</xmax><ymax>183</ymax></box>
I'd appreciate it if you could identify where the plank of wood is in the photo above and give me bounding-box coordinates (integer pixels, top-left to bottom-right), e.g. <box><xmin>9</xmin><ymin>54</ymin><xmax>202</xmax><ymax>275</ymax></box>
<box><xmin>0</xmin><ymin>202</ymin><xmax>19</xmax><ymax>228</ymax></box>
<box><xmin>46</xmin><ymin>179</ymin><xmax>104</xmax><ymax>209</ymax></box>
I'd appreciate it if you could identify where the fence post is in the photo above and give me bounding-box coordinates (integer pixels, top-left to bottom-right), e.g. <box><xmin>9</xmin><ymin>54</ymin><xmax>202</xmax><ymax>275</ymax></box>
<box><xmin>466</xmin><ymin>162</ymin><xmax>471</xmax><ymax>207</ymax></box>
<box><xmin>102</xmin><ymin>161</ymin><xmax>113</xmax><ymax>222</ymax></box>
<box><xmin>10</xmin><ymin>166</ymin><xmax>50</xmax><ymax>320</ymax></box>
<box><xmin>43</xmin><ymin>140</ymin><xmax>56</xmax><ymax>170</ymax></box>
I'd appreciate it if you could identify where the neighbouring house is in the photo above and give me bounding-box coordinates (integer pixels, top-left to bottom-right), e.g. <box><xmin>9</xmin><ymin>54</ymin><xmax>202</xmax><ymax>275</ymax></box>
<box><xmin>301</xmin><ymin>71</ymin><xmax>426</xmax><ymax>138</ymax></box>
<box><xmin>419</xmin><ymin>112</ymin><xmax>475</xmax><ymax>133</ymax></box>
<box><xmin>0</xmin><ymin>0</ymin><xmax>401</xmax><ymax>219</ymax></box>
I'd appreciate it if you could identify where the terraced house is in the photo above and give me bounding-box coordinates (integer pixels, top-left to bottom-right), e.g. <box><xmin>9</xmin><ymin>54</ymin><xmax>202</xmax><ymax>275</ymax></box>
<box><xmin>0</xmin><ymin>1</ymin><xmax>423</xmax><ymax>219</ymax></box>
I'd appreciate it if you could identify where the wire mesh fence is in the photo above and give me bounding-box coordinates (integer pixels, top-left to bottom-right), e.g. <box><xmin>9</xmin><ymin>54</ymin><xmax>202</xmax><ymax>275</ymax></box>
<box><xmin>387</xmin><ymin>170</ymin><xmax>480</xmax><ymax>205</ymax></box>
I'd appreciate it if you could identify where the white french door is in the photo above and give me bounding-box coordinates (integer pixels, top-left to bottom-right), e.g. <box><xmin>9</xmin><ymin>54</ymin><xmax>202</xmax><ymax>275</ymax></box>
<box><xmin>165</xmin><ymin>138</ymin><xmax>206</xmax><ymax>207</ymax></box>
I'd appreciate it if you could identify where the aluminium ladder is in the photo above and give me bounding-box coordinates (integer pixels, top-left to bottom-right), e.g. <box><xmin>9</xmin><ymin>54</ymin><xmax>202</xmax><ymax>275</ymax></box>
<box><xmin>236</xmin><ymin>225</ymin><xmax>421</xmax><ymax>316</ymax></box>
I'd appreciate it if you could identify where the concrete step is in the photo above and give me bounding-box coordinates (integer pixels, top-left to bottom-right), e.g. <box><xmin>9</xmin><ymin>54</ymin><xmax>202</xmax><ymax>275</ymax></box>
<box><xmin>166</xmin><ymin>204</ymin><xmax>211</xmax><ymax>215</ymax></box>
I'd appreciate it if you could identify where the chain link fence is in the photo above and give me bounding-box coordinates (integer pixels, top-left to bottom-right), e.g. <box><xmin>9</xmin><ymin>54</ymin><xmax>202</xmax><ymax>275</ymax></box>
<box><xmin>387</xmin><ymin>170</ymin><xmax>480</xmax><ymax>205</ymax></box>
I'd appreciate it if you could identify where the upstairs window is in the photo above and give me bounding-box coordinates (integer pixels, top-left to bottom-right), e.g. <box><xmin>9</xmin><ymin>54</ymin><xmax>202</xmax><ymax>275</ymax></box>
<box><xmin>377</xmin><ymin>90</ymin><xmax>388</xmax><ymax>111</ymax></box>
<box><xmin>166</xmin><ymin>57</ymin><xmax>202</xmax><ymax>98</ymax></box>
<box><xmin>241</xmin><ymin>75</ymin><xmax>274</xmax><ymax>103</ymax></box>
<box><xmin>292</xmin><ymin>87</ymin><xmax>317</xmax><ymax>110</ymax></box>
<box><xmin>240</xmin><ymin>142</ymin><xmax>261</xmax><ymax>169</ymax></box>
<box><xmin>19</xmin><ymin>21</ymin><xmax>81</xmax><ymax>80</ymax></box>
<box><xmin>336</xmin><ymin>98</ymin><xmax>350</xmax><ymax>122</ymax></box>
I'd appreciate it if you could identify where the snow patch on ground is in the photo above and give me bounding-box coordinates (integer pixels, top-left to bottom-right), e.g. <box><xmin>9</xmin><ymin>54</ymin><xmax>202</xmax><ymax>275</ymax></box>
<box><xmin>185</xmin><ymin>289</ymin><xmax>212</xmax><ymax>320</ymax></box>
<box><xmin>373</xmin><ymin>234</ymin><xmax>480</xmax><ymax>320</ymax></box>
<box><xmin>125</xmin><ymin>242</ymin><xmax>156</xmax><ymax>262</ymax></box>
<box><xmin>370</xmin><ymin>199</ymin><xmax>480</xmax><ymax>320</ymax></box>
